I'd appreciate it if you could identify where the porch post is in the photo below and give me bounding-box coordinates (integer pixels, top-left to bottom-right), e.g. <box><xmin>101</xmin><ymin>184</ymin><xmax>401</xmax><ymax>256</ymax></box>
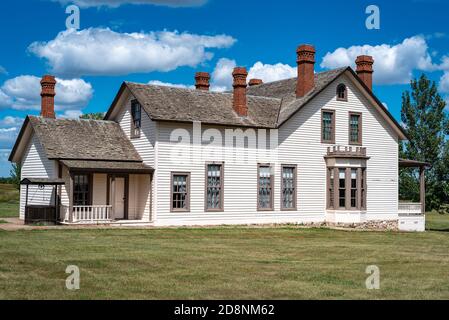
<box><xmin>419</xmin><ymin>166</ymin><xmax>426</xmax><ymax>214</ymax></box>
<box><xmin>69</xmin><ymin>173</ymin><xmax>74</xmax><ymax>223</ymax></box>
<box><xmin>110</xmin><ymin>176</ymin><xmax>116</xmax><ymax>220</ymax></box>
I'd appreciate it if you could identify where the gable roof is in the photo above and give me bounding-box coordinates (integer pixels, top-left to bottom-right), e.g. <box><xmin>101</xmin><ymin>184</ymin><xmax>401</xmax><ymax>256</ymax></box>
<box><xmin>105</xmin><ymin>67</ymin><xmax>406</xmax><ymax>139</ymax></box>
<box><xmin>9</xmin><ymin>116</ymin><xmax>142</xmax><ymax>163</ymax></box>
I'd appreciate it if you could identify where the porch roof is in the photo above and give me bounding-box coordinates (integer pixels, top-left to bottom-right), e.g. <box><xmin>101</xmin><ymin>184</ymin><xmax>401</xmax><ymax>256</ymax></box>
<box><xmin>61</xmin><ymin>160</ymin><xmax>154</xmax><ymax>174</ymax></box>
<box><xmin>20</xmin><ymin>178</ymin><xmax>65</xmax><ymax>185</ymax></box>
<box><xmin>399</xmin><ymin>158</ymin><xmax>431</xmax><ymax>168</ymax></box>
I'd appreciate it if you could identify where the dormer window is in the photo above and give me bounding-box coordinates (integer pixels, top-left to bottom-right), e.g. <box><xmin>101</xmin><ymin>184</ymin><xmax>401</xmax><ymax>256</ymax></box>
<box><xmin>337</xmin><ymin>84</ymin><xmax>347</xmax><ymax>101</ymax></box>
<box><xmin>131</xmin><ymin>99</ymin><xmax>141</xmax><ymax>138</ymax></box>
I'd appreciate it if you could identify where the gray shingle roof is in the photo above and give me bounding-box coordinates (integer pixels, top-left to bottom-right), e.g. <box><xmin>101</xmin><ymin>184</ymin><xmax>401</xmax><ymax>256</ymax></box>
<box><xmin>126</xmin><ymin>83</ymin><xmax>281</xmax><ymax>128</ymax></box>
<box><xmin>123</xmin><ymin>68</ymin><xmax>347</xmax><ymax>129</ymax></box>
<box><xmin>28</xmin><ymin>116</ymin><xmax>142</xmax><ymax>161</ymax></box>
<box><xmin>61</xmin><ymin>160</ymin><xmax>153</xmax><ymax>173</ymax></box>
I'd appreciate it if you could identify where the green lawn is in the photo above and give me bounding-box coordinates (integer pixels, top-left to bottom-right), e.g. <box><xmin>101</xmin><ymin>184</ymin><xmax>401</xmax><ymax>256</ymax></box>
<box><xmin>1</xmin><ymin>226</ymin><xmax>449</xmax><ymax>300</ymax></box>
<box><xmin>426</xmin><ymin>212</ymin><xmax>449</xmax><ymax>232</ymax></box>
<box><xmin>0</xmin><ymin>183</ymin><xmax>19</xmax><ymax>218</ymax></box>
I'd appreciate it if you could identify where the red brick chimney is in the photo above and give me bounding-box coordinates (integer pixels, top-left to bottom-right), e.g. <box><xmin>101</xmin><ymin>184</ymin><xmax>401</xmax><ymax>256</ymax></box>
<box><xmin>40</xmin><ymin>75</ymin><xmax>56</xmax><ymax>118</ymax></box>
<box><xmin>232</xmin><ymin>67</ymin><xmax>248</xmax><ymax>117</ymax></box>
<box><xmin>296</xmin><ymin>44</ymin><xmax>316</xmax><ymax>98</ymax></box>
<box><xmin>355</xmin><ymin>55</ymin><xmax>374</xmax><ymax>91</ymax></box>
<box><xmin>195</xmin><ymin>72</ymin><xmax>210</xmax><ymax>91</ymax></box>
<box><xmin>249</xmin><ymin>78</ymin><xmax>263</xmax><ymax>86</ymax></box>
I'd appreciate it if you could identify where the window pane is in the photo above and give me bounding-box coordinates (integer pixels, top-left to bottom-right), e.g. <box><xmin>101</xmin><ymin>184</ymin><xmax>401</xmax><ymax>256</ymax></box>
<box><xmin>172</xmin><ymin>174</ymin><xmax>188</xmax><ymax>210</ymax></box>
<box><xmin>350</xmin><ymin>114</ymin><xmax>360</xmax><ymax>143</ymax></box>
<box><xmin>74</xmin><ymin>174</ymin><xmax>90</xmax><ymax>206</ymax></box>
<box><xmin>351</xmin><ymin>169</ymin><xmax>357</xmax><ymax>208</ymax></box>
<box><xmin>339</xmin><ymin>169</ymin><xmax>346</xmax><ymax>208</ymax></box>
<box><xmin>206</xmin><ymin>164</ymin><xmax>222</xmax><ymax>209</ymax></box>
<box><xmin>282</xmin><ymin>167</ymin><xmax>295</xmax><ymax>209</ymax></box>
<box><xmin>322</xmin><ymin>112</ymin><xmax>333</xmax><ymax>142</ymax></box>
<box><xmin>259</xmin><ymin>166</ymin><xmax>272</xmax><ymax>209</ymax></box>
<box><xmin>329</xmin><ymin>168</ymin><xmax>334</xmax><ymax>208</ymax></box>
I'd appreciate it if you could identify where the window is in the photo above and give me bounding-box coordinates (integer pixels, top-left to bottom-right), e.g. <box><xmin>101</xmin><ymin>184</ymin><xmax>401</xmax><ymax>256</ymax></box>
<box><xmin>361</xmin><ymin>168</ymin><xmax>367</xmax><ymax>209</ymax></box>
<box><xmin>337</xmin><ymin>84</ymin><xmax>347</xmax><ymax>101</ymax></box>
<box><xmin>73</xmin><ymin>174</ymin><xmax>91</xmax><ymax>206</ymax></box>
<box><xmin>171</xmin><ymin>173</ymin><xmax>190</xmax><ymax>212</ymax></box>
<box><xmin>281</xmin><ymin>165</ymin><xmax>297</xmax><ymax>210</ymax></box>
<box><xmin>131</xmin><ymin>99</ymin><xmax>141</xmax><ymax>138</ymax></box>
<box><xmin>349</xmin><ymin>112</ymin><xmax>362</xmax><ymax>145</ymax></box>
<box><xmin>205</xmin><ymin>163</ymin><xmax>224</xmax><ymax>211</ymax></box>
<box><xmin>350</xmin><ymin>169</ymin><xmax>357</xmax><ymax>208</ymax></box>
<box><xmin>327</xmin><ymin>168</ymin><xmax>335</xmax><ymax>209</ymax></box>
<box><xmin>321</xmin><ymin>110</ymin><xmax>335</xmax><ymax>143</ymax></box>
<box><xmin>327</xmin><ymin>167</ymin><xmax>367</xmax><ymax>210</ymax></box>
<box><xmin>338</xmin><ymin>169</ymin><xmax>346</xmax><ymax>209</ymax></box>
<box><xmin>258</xmin><ymin>164</ymin><xmax>273</xmax><ymax>210</ymax></box>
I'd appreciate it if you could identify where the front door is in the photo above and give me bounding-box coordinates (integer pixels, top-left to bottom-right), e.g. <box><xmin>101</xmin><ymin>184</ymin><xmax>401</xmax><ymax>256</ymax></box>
<box><xmin>114</xmin><ymin>177</ymin><xmax>126</xmax><ymax>220</ymax></box>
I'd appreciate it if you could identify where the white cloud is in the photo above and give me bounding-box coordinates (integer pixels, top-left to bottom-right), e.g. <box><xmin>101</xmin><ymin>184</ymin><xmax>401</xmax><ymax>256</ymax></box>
<box><xmin>320</xmin><ymin>35</ymin><xmax>437</xmax><ymax>85</ymax></box>
<box><xmin>148</xmin><ymin>80</ymin><xmax>194</xmax><ymax>89</ymax></box>
<box><xmin>0</xmin><ymin>149</ymin><xmax>12</xmax><ymax>177</ymax></box>
<box><xmin>0</xmin><ymin>75</ymin><xmax>93</xmax><ymax>111</ymax></box>
<box><xmin>0</xmin><ymin>65</ymin><xmax>7</xmax><ymax>75</ymax></box>
<box><xmin>210</xmin><ymin>58</ymin><xmax>236</xmax><ymax>92</ymax></box>
<box><xmin>59</xmin><ymin>110</ymin><xmax>84</xmax><ymax>119</ymax></box>
<box><xmin>52</xmin><ymin>0</ymin><xmax>206</xmax><ymax>8</ymax></box>
<box><xmin>0</xmin><ymin>116</ymin><xmax>23</xmax><ymax>127</ymax></box>
<box><xmin>29</xmin><ymin>28</ymin><xmax>236</xmax><ymax>77</ymax></box>
<box><xmin>0</xmin><ymin>126</ymin><xmax>19</xmax><ymax>150</ymax></box>
<box><xmin>247</xmin><ymin>61</ymin><xmax>296</xmax><ymax>83</ymax></box>
<box><xmin>439</xmin><ymin>72</ymin><xmax>449</xmax><ymax>93</ymax></box>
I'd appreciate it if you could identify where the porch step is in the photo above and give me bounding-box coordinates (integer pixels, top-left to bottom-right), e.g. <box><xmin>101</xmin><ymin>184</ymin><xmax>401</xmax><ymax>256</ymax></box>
<box><xmin>111</xmin><ymin>220</ymin><xmax>154</xmax><ymax>227</ymax></box>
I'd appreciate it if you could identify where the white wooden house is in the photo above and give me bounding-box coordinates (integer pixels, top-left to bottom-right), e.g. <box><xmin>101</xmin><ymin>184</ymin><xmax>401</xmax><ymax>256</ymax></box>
<box><xmin>9</xmin><ymin>45</ymin><xmax>428</xmax><ymax>230</ymax></box>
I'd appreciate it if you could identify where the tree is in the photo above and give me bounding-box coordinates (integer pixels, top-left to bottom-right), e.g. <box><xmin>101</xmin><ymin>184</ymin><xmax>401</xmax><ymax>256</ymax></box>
<box><xmin>10</xmin><ymin>163</ymin><xmax>21</xmax><ymax>190</ymax></box>
<box><xmin>400</xmin><ymin>74</ymin><xmax>449</xmax><ymax>210</ymax></box>
<box><xmin>80</xmin><ymin>112</ymin><xmax>105</xmax><ymax>120</ymax></box>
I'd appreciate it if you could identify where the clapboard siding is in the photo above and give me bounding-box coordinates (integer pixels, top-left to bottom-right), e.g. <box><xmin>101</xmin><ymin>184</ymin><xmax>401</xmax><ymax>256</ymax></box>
<box><xmin>19</xmin><ymin>133</ymin><xmax>57</xmax><ymax>219</ymax></box>
<box><xmin>279</xmin><ymin>74</ymin><xmax>398</xmax><ymax>221</ymax></box>
<box><xmin>152</xmin><ymin>74</ymin><xmax>399</xmax><ymax>226</ymax></box>
<box><xmin>116</xmin><ymin>91</ymin><xmax>156</xmax><ymax>167</ymax></box>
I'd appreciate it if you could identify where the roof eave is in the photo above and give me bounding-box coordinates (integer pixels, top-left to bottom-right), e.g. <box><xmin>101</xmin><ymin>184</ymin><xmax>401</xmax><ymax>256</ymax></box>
<box><xmin>8</xmin><ymin>116</ymin><xmax>31</xmax><ymax>163</ymax></box>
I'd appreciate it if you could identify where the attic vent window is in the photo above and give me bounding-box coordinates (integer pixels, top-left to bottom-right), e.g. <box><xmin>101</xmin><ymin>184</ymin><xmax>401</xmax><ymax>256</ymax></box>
<box><xmin>337</xmin><ymin>84</ymin><xmax>347</xmax><ymax>101</ymax></box>
<box><xmin>131</xmin><ymin>99</ymin><xmax>141</xmax><ymax>138</ymax></box>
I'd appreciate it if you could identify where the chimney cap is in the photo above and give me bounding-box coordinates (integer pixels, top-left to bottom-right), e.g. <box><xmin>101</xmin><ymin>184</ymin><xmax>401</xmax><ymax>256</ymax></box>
<box><xmin>249</xmin><ymin>79</ymin><xmax>263</xmax><ymax>86</ymax></box>
<box><xmin>356</xmin><ymin>55</ymin><xmax>374</xmax><ymax>63</ymax></box>
<box><xmin>296</xmin><ymin>44</ymin><xmax>316</xmax><ymax>53</ymax></box>
<box><xmin>40</xmin><ymin>74</ymin><xmax>56</xmax><ymax>84</ymax></box>
<box><xmin>232</xmin><ymin>67</ymin><xmax>248</xmax><ymax>76</ymax></box>
<box><xmin>195</xmin><ymin>71</ymin><xmax>210</xmax><ymax>79</ymax></box>
<box><xmin>195</xmin><ymin>71</ymin><xmax>210</xmax><ymax>90</ymax></box>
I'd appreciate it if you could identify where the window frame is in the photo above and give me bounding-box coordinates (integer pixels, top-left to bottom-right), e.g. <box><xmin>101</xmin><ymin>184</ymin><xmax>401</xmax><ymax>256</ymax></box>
<box><xmin>281</xmin><ymin>164</ymin><xmax>297</xmax><ymax>211</ymax></box>
<box><xmin>204</xmin><ymin>162</ymin><xmax>224</xmax><ymax>212</ymax></box>
<box><xmin>170</xmin><ymin>172</ymin><xmax>191</xmax><ymax>213</ymax></box>
<box><xmin>336</xmin><ymin>83</ymin><xmax>348</xmax><ymax>101</ymax></box>
<box><xmin>327</xmin><ymin>167</ymin><xmax>367</xmax><ymax>211</ymax></box>
<box><xmin>348</xmin><ymin>112</ymin><xmax>362</xmax><ymax>145</ymax></box>
<box><xmin>73</xmin><ymin>173</ymin><xmax>92</xmax><ymax>206</ymax></box>
<box><xmin>130</xmin><ymin>99</ymin><xmax>142</xmax><ymax>139</ymax></box>
<box><xmin>321</xmin><ymin>109</ymin><xmax>336</xmax><ymax>144</ymax></box>
<box><xmin>257</xmin><ymin>164</ymin><xmax>274</xmax><ymax>211</ymax></box>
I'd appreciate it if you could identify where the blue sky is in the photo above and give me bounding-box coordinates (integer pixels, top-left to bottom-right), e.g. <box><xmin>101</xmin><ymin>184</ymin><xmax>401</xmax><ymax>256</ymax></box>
<box><xmin>0</xmin><ymin>0</ymin><xmax>449</xmax><ymax>176</ymax></box>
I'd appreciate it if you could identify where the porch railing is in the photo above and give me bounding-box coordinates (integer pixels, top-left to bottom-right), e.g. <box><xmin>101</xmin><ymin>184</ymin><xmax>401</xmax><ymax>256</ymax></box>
<box><xmin>398</xmin><ymin>202</ymin><xmax>423</xmax><ymax>216</ymax></box>
<box><xmin>60</xmin><ymin>205</ymin><xmax>113</xmax><ymax>223</ymax></box>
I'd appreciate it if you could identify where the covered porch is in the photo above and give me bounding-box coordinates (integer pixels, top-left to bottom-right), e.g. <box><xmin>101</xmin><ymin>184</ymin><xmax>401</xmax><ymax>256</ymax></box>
<box><xmin>59</xmin><ymin>160</ymin><xmax>153</xmax><ymax>225</ymax></box>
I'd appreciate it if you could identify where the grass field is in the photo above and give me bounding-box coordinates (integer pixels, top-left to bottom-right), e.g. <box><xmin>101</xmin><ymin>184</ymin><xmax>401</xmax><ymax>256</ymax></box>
<box><xmin>0</xmin><ymin>183</ymin><xmax>19</xmax><ymax>218</ymax></box>
<box><xmin>1</xmin><ymin>183</ymin><xmax>448</xmax><ymax>299</ymax></box>
<box><xmin>1</xmin><ymin>226</ymin><xmax>449</xmax><ymax>300</ymax></box>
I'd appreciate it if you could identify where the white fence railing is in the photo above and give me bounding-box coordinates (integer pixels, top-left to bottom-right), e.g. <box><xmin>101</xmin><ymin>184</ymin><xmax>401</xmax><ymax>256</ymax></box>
<box><xmin>398</xmin><ymin>202</ymin><xmax>423</xmax><ymax>216</ymax></box>
<box><xmin>61</xmin><ymin>205</ymin><xmax>113</xmax><ymax>223</ymax></box>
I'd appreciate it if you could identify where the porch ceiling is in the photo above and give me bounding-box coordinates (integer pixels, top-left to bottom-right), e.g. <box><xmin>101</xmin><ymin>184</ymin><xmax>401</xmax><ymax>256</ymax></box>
<box><xmin>61</xmin><ymin>160</ymin><xmax>154</xmax><ymax>174</ymax></box>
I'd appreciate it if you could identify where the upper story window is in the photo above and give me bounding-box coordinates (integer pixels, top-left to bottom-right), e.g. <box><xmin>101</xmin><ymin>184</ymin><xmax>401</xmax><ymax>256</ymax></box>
<box><xmin>205</xmin><ymin>163</ymin><xmax>224</xmax><ymax>211</ymax></box>
<box><xmin>73</xmin><ymin>174</ymin><xmax>91</xmax><ymax>206</ymax></box>
<box><xmin>349</xmin><ymin>112</ymin><xmax>362</xmax><ymax>145</ymax></box>
<box><xmin>258</xmin><ymin>164</ymin><xmax>273</xmax><ymax>211</ymax></box>
<box><xmin>321</xmin><ymin>109</ymin><xmax>335</xmax><ymax>144</ymax></box>
<box><xmin>171</xmin><ymin>172</ymin><xmax>190</xmax><ymax>212</ymax></box>
<box><xmin>337</xmin><ymin>84</ymin><xmax>347</xmax><ymax>101</ymax></box>
<box><xmin>131</xmin><ymin>99</ymin><xmax>141</xmax><ymax>138</ymax></box>
<box><xmin>281</xmin><ymin>165</ymin><xmax>297</xmax><ymax>210</ymax></box>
